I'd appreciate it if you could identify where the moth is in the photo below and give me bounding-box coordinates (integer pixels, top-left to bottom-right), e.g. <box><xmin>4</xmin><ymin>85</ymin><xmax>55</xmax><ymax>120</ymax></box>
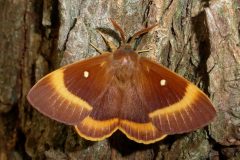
<box><xmin>27</xmin><ymin>19</ymin><xmax>216</xmax><ymax>144</ymax></box>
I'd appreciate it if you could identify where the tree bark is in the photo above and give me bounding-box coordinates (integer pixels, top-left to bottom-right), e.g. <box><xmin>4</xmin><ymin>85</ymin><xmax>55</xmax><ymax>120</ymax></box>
<box><xmin>0</xmin><ymin>0</ymin><xmax>239</xmax><ymax>159</ymax></box>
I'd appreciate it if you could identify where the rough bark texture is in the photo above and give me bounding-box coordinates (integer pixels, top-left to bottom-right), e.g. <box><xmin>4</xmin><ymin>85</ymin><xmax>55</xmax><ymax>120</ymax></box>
<box><xmin>0</xmin><ymin>0</ymin><xmax>239</xmax><ymax>159</ymax></box>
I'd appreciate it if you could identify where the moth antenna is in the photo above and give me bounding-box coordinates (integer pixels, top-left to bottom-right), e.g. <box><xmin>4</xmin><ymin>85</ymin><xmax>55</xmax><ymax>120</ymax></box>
<box><xmin>129</xmin><ymin>23</ymin><xmax>158</xmax><ymax>46</ymax></box>
<box><xmin>97</xmin><ymin>30</ymin><xmax>117</xmax><ymax>51</ymax></box>
<box><xmin>109</xmin><ymin>18</ymin><xmax>126</xmax><ymax>44</ymax></box>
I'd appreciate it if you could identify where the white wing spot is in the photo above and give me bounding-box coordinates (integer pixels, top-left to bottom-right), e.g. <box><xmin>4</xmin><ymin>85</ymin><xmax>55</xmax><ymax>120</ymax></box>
<box><xmin>83</xmin><ymin>71</ymin><xmax>89</xmax><ymax>78</ymax></box>
<box><xmin>160</xmin><ymin>79</ymin><xmax>166</xmax><ymax>86</ymax></box>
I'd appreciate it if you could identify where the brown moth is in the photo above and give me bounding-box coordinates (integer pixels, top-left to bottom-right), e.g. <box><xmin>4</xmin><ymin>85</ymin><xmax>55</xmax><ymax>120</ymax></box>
<box><xmin>27</xmin><ymin>19</ymin><xmax>216</xmax><ymax>144</ymax></box>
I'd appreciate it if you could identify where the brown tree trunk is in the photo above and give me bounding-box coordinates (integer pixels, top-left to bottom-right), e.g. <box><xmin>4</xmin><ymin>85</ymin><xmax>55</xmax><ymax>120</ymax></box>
<box><xmin>0</xmin><ymin>0</ymin><xmax>239</xmax><ymax>159</ymax></box>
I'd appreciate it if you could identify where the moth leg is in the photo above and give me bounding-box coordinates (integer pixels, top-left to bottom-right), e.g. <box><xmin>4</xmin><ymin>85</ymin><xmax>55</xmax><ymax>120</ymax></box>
<box><xmin>90</xmin><ymin>43</ymin><xmax>105</xmax><ymax>54</ymax></box>
<box><xmin>136</xmin><ymin>49</ymin><xmax>152</xmax><ymax>54</ymax></box>
<box><xmin>97</xmin><ymin>30</ymin><xmax>117</xmax><ymax>52</ymax></box>
<box><xmin>195</xmin><ymin>78</ymin><xmax>202</xmax><ymax>86</ymax></box>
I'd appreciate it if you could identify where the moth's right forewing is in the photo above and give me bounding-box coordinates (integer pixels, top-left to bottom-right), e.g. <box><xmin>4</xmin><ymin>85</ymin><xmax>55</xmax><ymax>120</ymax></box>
<box><xmin>138</xmin><ymin>57</ymin><xmax>216</xmax><ymax>134</ymax></box>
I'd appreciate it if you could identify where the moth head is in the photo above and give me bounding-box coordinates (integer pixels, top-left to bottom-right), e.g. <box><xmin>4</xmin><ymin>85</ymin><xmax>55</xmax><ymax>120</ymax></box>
<box><xmin>109</xmin><ymin>19</ymin><xmax>158</xmax><ymax>52</ymax></box>
<box><xmin>94</xmin><ymin>19</ymin><xmax>158</xmax><ymax>54</ymax></box>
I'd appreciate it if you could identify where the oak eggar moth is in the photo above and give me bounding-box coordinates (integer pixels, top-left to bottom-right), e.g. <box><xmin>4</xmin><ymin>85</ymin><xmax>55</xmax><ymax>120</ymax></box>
<box><xmin>27</xmin><ymin>19</ymin><xmax>216</xmax><ymax>144</ymax></box>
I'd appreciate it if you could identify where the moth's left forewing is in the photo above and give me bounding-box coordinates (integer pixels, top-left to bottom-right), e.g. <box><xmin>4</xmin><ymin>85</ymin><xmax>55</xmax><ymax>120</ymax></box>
<box><xmin>139</xmin><ymin>57</ymin><xmax>216</xmax><ymax>134</ymax></box>
<box><xmin>27</xmin><ymin>53</ymin><xmax>113</xmax><ymax>125</ymax></box>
